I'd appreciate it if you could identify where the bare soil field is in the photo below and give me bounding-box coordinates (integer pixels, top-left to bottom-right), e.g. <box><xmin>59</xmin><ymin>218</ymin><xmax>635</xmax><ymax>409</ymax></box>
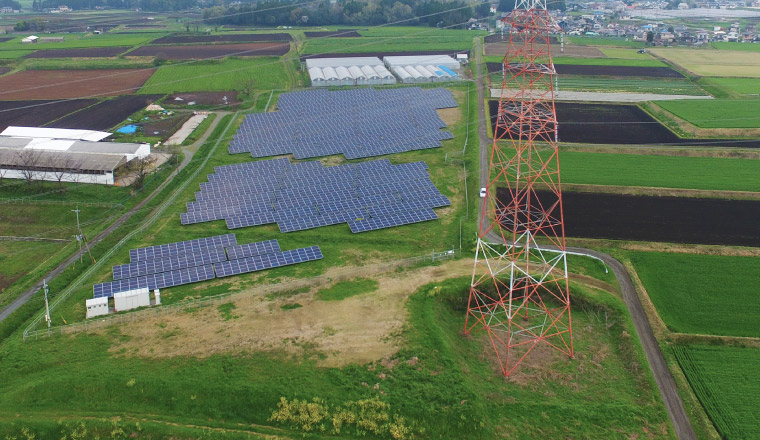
<box><xmin>141</xmin><ymin>113</ymin><xmax>192</xmax><ymax>139</ymax></box>
<box><xmin>300</xmin><ymin>49</ymin><xmax>469</xmax><ymax>61</ymax></box>
<box><xmin>129</xmin><ymin>42</ymin><xmax>289</xmax><ymax>59</ymax></box>
<box><xmin>51</xmin><ymin>95</ymin><xmax>161</xmax><ymax>131</ymax></box>
<box><xmin>0</xmin><ymin>99</ymin><xmax>96</xmax><ymax>131</ymax></box>
<box><xmin>488</xmin><ymin>100</ymin><xmax>760</xmax><ymax>148</ymax></box>
<box><xmin>24</xmin><ymin>46</ymin><xmax>130</xmax><ymax>58</ymax></box>
<box><xmin>0</xmin><ymin>37</ymin><xmax>13</xmax><ymax>43</ymax></box>
<box><xmin>497</xmin><ymin>188</ymin><xmax>760</xmax><ymax>247</ymax></box>
<box><xmin>304</xmin><ymin>30</ymin><xmax>362</xmax><ymax>38</ymax></box>
<box><xmin>151</xmin><ymin>33</ymin><xmax>292</xmax><ymax>44</ymax></box>
<box><xmin>485</xmin><ymin>43</ymin><xmax>603</xmax><ymax>57</ymax></box>
<box><xmin>0</xmin><ymin>68</ymin><xmax>10</xmax><ymax>76</ymax></box>
<box><xmin>0</xmin><ymin>69</ymin><xmax>155</xmax><ymax>100</ymax></box>
<box><xmin>167</xmin><ymin>91</ymin><xmax>239</xmax><ymax>106</ymax></box>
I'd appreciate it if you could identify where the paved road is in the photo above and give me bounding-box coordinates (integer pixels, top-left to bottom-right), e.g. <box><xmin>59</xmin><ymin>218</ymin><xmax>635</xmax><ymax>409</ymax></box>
<box><xmin>475</xmin><ymin>42</ymin><xmax>696</xmax><ymax>440</ymax></box>
<box><xmin>0</xmin><ymin>112</ymin><xmax>228</xmax><ymax>325</ymax></box>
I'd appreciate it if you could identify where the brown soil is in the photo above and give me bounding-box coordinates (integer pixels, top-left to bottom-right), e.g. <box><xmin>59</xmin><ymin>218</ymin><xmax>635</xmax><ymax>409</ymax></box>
<box><xmin>108</xmin><ymin>260</ymin><xmax>475</xmax><ymax>365</ymax></box>
<box><xmin>561</xmin><ymin>183</ymin><xmax>760</xmax><ymax>201</ymax></box>
<box><xmin>129</xmin><ymin>42</ymin><xmax>289</xmax><ymax>59</ymax></box>
<box><xmin>167</xmin><ymin>92</ymin><xmax>239</xmax><ymax>107</ymax></box>
<box><xmin>0</xmin><ymin>69</ymin><xmax>155</xmax><ymax>100</ymax></box>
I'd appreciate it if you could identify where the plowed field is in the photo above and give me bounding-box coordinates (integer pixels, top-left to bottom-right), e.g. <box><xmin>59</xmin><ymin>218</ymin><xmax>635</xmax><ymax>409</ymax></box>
<box><xmin>129</xmin><ymin>42</ymin><xmax>289</xmax><ymax>59</ymax></box>
<box><xmin>0</xmin><ymin>99</ymin><xmax>95</xmax><ymax>131</ymax></box>
<box><xmin>151</xmin><ymin>33</ymin><xmax>292</xmax><ymax>44</ymax></box>
<box><xmin>0</xmin><ymin>69</ymin><xmax>155</xmax><ymax>100</ymax></box>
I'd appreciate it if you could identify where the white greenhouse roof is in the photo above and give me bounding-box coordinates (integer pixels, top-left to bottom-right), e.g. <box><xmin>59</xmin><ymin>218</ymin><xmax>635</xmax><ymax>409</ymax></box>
<box><xmin>305</xmin><ymin>57</ymin><xmax>383</xmax><ymax>69</ymax></box>
<box><xmin>384</xmin><ymin>55</ymin><xmax>460</xmax><ymax>68</ymax></box>
<box><xmin>1</xmin><ymin>126</ymin><xmax>111</xmax><ymax>142</ymax></box>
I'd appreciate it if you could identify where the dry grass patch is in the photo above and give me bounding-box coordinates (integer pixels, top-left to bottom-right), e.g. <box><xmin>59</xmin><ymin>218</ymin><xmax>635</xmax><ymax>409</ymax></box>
<box><xmin>651</xmin><ymin>48</ymin><xmax>760</xmax><ymax>77</ymax></box>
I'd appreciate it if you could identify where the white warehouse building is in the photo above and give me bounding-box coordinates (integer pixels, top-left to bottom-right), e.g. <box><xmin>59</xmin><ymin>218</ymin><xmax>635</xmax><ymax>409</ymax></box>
<box><xmin>305</xmin><ymin>57</ymin><xmax>396</xmax><ymax>87</ymax></box>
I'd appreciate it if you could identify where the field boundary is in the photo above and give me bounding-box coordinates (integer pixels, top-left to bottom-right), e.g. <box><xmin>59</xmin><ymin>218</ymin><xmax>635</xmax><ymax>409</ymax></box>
<box><xmin>0</xmin><ymin>197</ymin><xmax>123</xmax><ymax>208</ymax></box>
<box><xmin>22</xmin><ymin>248</ymin><xmax>461</xmax><ymax>342</ymax></box>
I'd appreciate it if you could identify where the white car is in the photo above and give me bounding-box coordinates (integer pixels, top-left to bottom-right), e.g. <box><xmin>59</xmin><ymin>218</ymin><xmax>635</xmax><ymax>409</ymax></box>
<box><xmin>479</xmin><ymin>187</ymin><xmax>487</xmax><ymax>198</ymax></box>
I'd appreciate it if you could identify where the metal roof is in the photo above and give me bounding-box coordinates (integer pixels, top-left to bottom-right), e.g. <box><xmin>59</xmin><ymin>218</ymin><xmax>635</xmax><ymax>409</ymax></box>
<box><xmin>1</xmin><ymin>126</ymin><xmax>111</xmax><ymax>142</ymax></box>
<box><xmin>68</xmin><ymin>140</ymin><xmax>145</xmax><ymax>155</ymax></box>
<box><xmin>305</xmin><ymin>57</ymin><xmax>383</xmax><ymax>69</ymax></box>
<box><xmin>0</xmin><ymin>148</ymin><xmax>126</xmax><ymax>171</ymax></box>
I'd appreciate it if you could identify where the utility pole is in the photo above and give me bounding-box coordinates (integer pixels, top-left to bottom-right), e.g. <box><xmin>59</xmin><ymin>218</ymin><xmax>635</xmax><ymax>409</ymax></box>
<box><xmin>43</xmin><ymin>279</ymin><xmax>51</xmax><ymax>328</ymax></box>
<box><xmin>72</xmin><ymin>206</ymin><xmax>95</xmax><ymax>264</ymax></box>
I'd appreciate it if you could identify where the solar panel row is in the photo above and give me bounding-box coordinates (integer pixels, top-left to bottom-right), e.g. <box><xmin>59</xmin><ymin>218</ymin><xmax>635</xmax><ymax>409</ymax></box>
<box><xmin>181</xmin><ymin>157</ymin><xmax>450</xmax><ymax>234</ymax></box>
<box><xmin>129</xmin><ymin>233</ymin><xmax>237</xmax><ymax>262</ymax></box>
<box><xmin>94</xmin><ymin>236</ymin><xmax>322</xmax><ymax>298</ymax></box>
<box><xmin>228</xmin><ymin>87</ymin><xmax>458</xmax><ymax>160</ymax></box>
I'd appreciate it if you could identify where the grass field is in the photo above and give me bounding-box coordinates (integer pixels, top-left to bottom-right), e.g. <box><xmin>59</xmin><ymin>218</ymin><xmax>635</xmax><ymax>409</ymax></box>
<box><xmin>598</xmin><ymin>47</ymin><xmax>657</xmax><ymax>59</ymax></box>
<box><xmin>23</xmin><ymin>58</ymin><xmax>155</xmax><ymax>70</ymax></box>
<box><xmin>360</xmin><ymin>27</ymin><xmax>486</xmax><ymax>38</ymax></box>
<box><xmin>0</xmin><ymin>33</ymin><xmax>161</xmax><ymax>51</ymax></box>
<box><xmin>627</xmin><ymin>251</ymin><xmax>760</xmax><ymax>338</ymax></box>
<box><xmin>315</xmin><ymin>278</ymin><xmax>379</xmax><ymax>301</ymax></box>
<box><xmin>302</xmin><ymin>35</ymin><xmax>474</xmax><ymax>54</ymax></box>
<box><xmin>139</xmin><ymin>57</ymin><xmax>289</xmax><ymax>94</ymax></box>
<box><xmin>655</xmin><ymin>99</ymin><xmax>760</xmax><ymax>128</ymax></box>
<box><xmin>0</xmin><ymin>50</ymin><xmax>34</xmax><ymax>59</ymax></box>
<box><xmin>0</xmin><ymin>277</ymin><xmax>671</xmax><ymax>439</ymax></box>
<box><xmin>552</xmin><ymin>56</ymin><xmax>667</xmax><ymax>67</ymax></box>
<box><xmin>699</xmin><ymin>77</ymin><xmax>760</xmax><ymax>96</ymax></box>
<box><xmin>650</xmin><ymin>48</ymin><xmax>760</xmax><ymax>77</ymax></box>
<box><xmin>558</xmin><ymin>76</ymin><xmax>704</xmax><ymax>95</ymax></box>
<box><xmin>567</xmin><ymin>36</ymin><xmax>645</xmax><ymax>48</ymax></box>
<box><xmin>559</xmin><ymin>151</ymin><xmax>760</xmax><ymax>192</ymax></box>
<box><xmin>711</xmin><ymin>41</ymin><xmax>760</xmax><ymax>52</ymax></box>
<box><xmin>673</xmin><ymin>345</ymin><xmax>760</xmax><ymax>440</ymax></box>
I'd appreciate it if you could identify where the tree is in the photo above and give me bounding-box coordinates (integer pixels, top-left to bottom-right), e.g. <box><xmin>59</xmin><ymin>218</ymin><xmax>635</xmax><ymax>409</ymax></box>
<box><xmin>15</xmin><ymin>149</ymin><xmax>44</xmax><ymax>185</ymax></box>
<box><xmin>51</xmin><ymin>154</ymin><xmax>83</xmax><ymax>189</ymax></box>
<box><xmin>474</xmin><ymin>2</ymin><xmax>492</xmax><ymax>18</ymax></box>
<box><xmin>647</xmin><ymin>31</ymin><xmax>654</xmax><ymax>43</ymax></box>
<box><xmin>128</xmin><ymin>155</ymin><xmax>157</xmax><ymax>190</ymax></box>
<box><xmin>498</xmin><ymin>0</ymin><xmax>517</xmax><ymax>12</ymax></box>
<box><xmin>241</xmin><ymin>72</ymin><xmax>256</xmax><ymax>97</ymax></box>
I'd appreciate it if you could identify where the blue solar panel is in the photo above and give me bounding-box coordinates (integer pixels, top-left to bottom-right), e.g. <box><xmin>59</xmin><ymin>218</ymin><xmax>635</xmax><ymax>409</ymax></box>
<box><xmin>215</xmin><ymin>246</ymin><xmax>323</xmax><ymax>278</ymax></box>
<box><xmin>228</xmin><ymin>87</ymin><xmax>458</xmax><ymax>160</ymax></box>
<box><xmin>226</xmin><ymin>239</ymin><xmax>281</xmax><ymax>260</ymax></box>
<box><xmin>182</xmin><ymin>158</ymin><xmax>451</xmax><ymax>233</ymax></box>
<box><xmin>348</xmin><ymin>209</ymin><xmax>439</xmax><ymax>233</ymax></box>
<box><xmin>113</xmin><ymin>247</ymin><xmax>228</xmax><ymax>280</ymax></box>
<box><xmin>129</xmin><ymin>234</ymin><xmax>237</xmax><ymax>262</ymax></box>
<box><xmin>94</xmin><ymin>264</ymin><xmax>216</xmax><ymax>298</ymax></box>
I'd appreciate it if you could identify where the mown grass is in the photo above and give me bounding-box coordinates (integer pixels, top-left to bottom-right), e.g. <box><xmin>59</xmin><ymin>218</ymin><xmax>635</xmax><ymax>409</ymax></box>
<box><xmin>699</xmin><ymin>77</ymin><xmax>760</xmax><ymax>96</ymax></box>
<box><xmin>567</xmin><ymin>36</ymin><xmax>646</xmax><ymax>48</ymax></box>
<box><xmin>627</xmin><ymin>251</ymin><xmax>760</xmax><ymax>338</ymax></box>
<box><xmin>655</xmin><ymin>99</ymin><xmax>760</xmax><ymax>128</ymax></box>
<box><xmin>559</xmin><ymin>151</ymin><xmax>760</xmax><ymax>192</ymax></box>
<box><xmin>552</xmin><ymin>56</ymin><xmax>666</xmax><ymax>67</ymax></box>
<box><xmin>0</xmin><ymin>33</ymin><xmax>161</xmax><ymax>50</ymax></box>
<box><xmin>315</xmin><ymin>278</ymin><xmax>379</xmax><ymax>301</ymax></box>
<box><xmin>0</xmin><ymin>277</ymin><xmax>671</xmax><ymax>439</ymax></box>
<box><xmin>673</xmin><ymin>344</ymin><xmax>760</xmax><ymax>440</ymax></box>
<box><xmin>139</xmin><ymin>57</ymin><xmax>288</xmax><ymax>94</ymax></box>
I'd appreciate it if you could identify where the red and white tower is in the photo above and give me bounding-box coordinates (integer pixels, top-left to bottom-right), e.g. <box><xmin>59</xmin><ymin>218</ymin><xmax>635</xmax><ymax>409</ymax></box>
<box><xmin>465</xmin><ymin>0</ymin><xmax>573</xmax><ymax>378</ymax></box>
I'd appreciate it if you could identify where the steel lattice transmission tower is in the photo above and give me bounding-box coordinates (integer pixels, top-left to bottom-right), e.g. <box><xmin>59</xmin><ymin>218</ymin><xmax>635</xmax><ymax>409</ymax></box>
<box><xmin>465</xmin><ymin>0</ymin><xmax>573</xmax><ymax>378</ymax></box>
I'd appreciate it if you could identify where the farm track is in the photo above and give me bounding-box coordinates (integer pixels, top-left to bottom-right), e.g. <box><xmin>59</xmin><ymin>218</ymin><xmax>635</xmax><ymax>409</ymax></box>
<box><xmin>0</xmin><ymin>112</ymin><xmax>229</xmax><ymax>326</ymax></box>
<box><xmin>474</xmin><ymin>38</ymin><xmax>696</xmax><ymax>440</ymax></box>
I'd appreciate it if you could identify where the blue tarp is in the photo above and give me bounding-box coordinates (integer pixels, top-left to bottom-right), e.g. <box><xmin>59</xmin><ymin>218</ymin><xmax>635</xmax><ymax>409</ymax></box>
<box><xmin>438</xmin><ymin>65</ymin><xmax>457</xmax><ymax>77</ymax></box>
<box><xmin>116</xmin><ymin>125</ymin><xmax>137</xmax><ymax>134</ymax></box>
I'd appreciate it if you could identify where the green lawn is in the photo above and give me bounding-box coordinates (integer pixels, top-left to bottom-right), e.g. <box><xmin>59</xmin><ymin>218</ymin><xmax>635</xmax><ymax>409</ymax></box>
<box><xmin>139</xmin><ymin>57</ymin><xmax>289</xmax><ymax>94</ymax></box>
<box><xmin>567</xmin><ymin>36</ymin><xmax>646</xmax><ymax>48</ymax></box>
<box><xmin>0</xmin><ymin>50</ymin><xmax>34</xmax><ymax>59</ymax></box>
<box><xmin>302</xmin><ymin>35</ymin><xmax>474</xmax><ymax>54</ymax></box>
<box><xmin>628</xmin><ymin>252</ymin><xmax>760</xmax><ymax>338</ymax></box>
<box><xmin>558</xmin><ymin>76</ymin><xmax>704</xmax><ymax>95</ymax></box>
<box><xmin>673</xmin><ymin>345</ymin><xmax>760</xmax><ymax>440</ymax></box>
<box><xmin>559</xmin><ymin>151</ymin><xmax>760</xmax><ymax>192</ymax></box>
<box><xmin>655</xmin><ymin>99</ymin><xmax>760</xmax><ymax>128</ymax></box>
<box><xmin>553</xmin><ymin>56</ymin><xmax>666</xmax><ymax>67</ymax></box>
<box><xmin>0</xmin><ymin>278</ymin><xmax>671</xmax><ymax>439</ymax></box>
<box><xmin>0</xmin><ymin>33</ymin><xmax>160</xmax><ymax>50</ymax></box>
<box><xmin>699</xmin><ymin>77</ymin><xmax>760</xmax><ymax>96</ymax></box>
<box><xmin>711</xmin><ymin>41</ymin><xmax>760</xmax><ymax>52</ymax></box>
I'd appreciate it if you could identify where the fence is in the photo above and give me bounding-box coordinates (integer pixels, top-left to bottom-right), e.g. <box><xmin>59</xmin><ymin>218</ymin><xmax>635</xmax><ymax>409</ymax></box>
<box><xmin>23</xmin><ymin>248</ymin><xmax>461</xmax><ymax>342</ymax></box>
<box><xmin>0</xmin><ymin>197</ymin><xmax>122</xmax><ymax>208</ymax></box>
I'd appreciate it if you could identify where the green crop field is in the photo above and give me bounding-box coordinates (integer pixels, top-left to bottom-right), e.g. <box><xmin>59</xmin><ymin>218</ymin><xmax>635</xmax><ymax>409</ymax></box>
<box><xmin>0</xmin><ymin>50</ymin><xmax>34</xmax><ymax>59</ymax></box>
<box><xmin>559</xmin><ymin>151</ymin><xmax>760</xmax><ymax>192</ymax></box>
<box><xmin>673</xmin><ymin>345</ymin><xmax>760</xmax><ymax>440</ymax></box>
<box><xmin>558</xmin><ymin>76</ymin><xmax>704</xmax><ymax>95</ymax></box>
<box><xmin>0</xmin><ymin>277</ymin><xmax>671</xmax><ymax>439</ymax></box>
<box><xmin>711</xmin><ymin>41</ymin><xmax>760</xmax><ymax>52</ymax></box>
<box><xmin>302</xmin><ymin>35</ymin><xmax>474</xmax><ymax>54</ymax></box>
<box><xmin>598</xmin><ymin>47</ymin><xmax>657</xmax><ymax>59</ymax></box>
<box><xmin>650</xmin><ymin>48</ymin><xmax>760</xmax><ymax>78</ymax></box>
<box><xmin>552</xmin><ymin>56</ymin><xmax>666</xmax><ymax>67</ymax></box>
<box><xmin>699</xmin><ymin>77</ymin><xmax>760</xmax><ymax>95</ymax></box>
<box><xmin>627</xmin><ymin>251</ymin><xmax>760</xmax><ymax>338</ymax></box>
<box><xmin>360</xmin><ymin>27</ymin><xmax>485</xmax><ymax>38</ymax></box>
<box><xmin>139</xmin><ymin>57</ymin><xmax>289</xmax><ymax>94</ymax></box>
<box><xmin>655</xmin><ymin>99</ymin><xmax>760</xmax><ymax>128</ymax></box>
<box><xmin>0</xmin><ymin>33</ymin><xmax>161</xmax><ymax>50</ymax></box>
<box><xmin>567</xmin><ymin>36</ymin><xmax>645</xmax><ymax>48</ymax></box>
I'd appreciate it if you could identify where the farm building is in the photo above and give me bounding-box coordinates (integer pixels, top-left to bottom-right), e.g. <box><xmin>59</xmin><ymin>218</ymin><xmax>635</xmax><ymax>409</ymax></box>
<box><xmin>21</xmin><ymin>35</ymin><xmax>38</xmax><ymax>43</ymax></box>
<box><xmin>384</xmin><ymin>55</ymin><xmax>462</xmax><ymax>83</ymax></box>
<box><xmin>0</xmin><ymin>126</ymin><xmax>150</xmax><ymax>185</ymax></box>
<box><xmin>305</xmin><ymin>57</ymin><xmax>396</xmax><ymax>87</ymax></box>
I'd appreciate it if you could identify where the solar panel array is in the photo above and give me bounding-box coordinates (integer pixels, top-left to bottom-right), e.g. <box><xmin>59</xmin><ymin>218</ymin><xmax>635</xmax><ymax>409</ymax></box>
<box><xmin>94</xmin><ymin>235</ymin><xmax>322</xmax><ymax>298</ymax></box>
<box><xmin>180</xmin><ymin>157</ymin><xmax>450</xmax><ymax>234</ymax></box>
<box><xmin>229</xmin><ymin>87</ymin><xmax>458</xmax><ymax>160</ymax></box>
